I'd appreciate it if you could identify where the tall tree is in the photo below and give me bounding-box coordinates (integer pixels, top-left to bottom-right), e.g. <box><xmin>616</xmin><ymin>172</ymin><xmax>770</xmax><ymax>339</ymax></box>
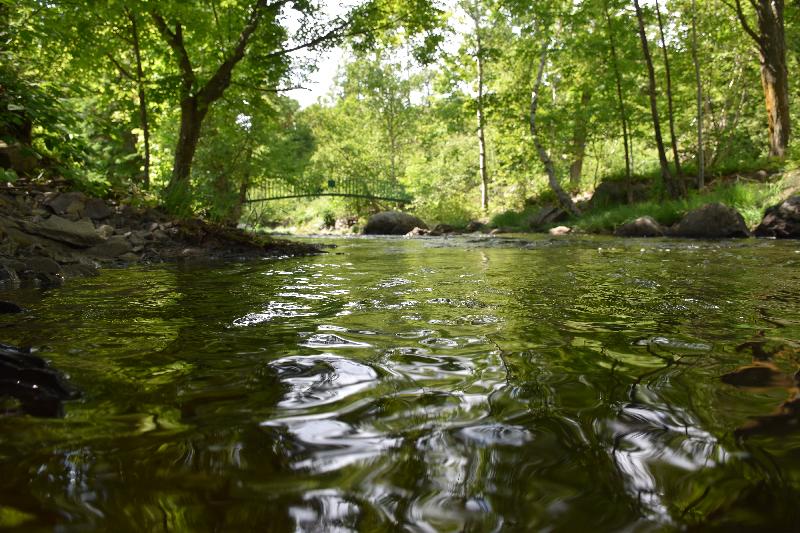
<box><xmin>464</xmin><ymin>0</ymin><xmax>491</xmax><ymax>211</ymax></box>
<box><xmin>602</xmin><ymin>0</ymin><xmax>633</xmax><ymax>201</ymax></box>
<box><xmin>633</xmin><ymin>0</ymin><xmax>683</xmax><ymax>198</ymax></box>
<box><xmin>150</xmin><ymin>1</ymin><xmax>293</xmax><ymax>211</ymax></box>
<box><xmin>732</xmin><ymin>0</ymin><xmax>790</xmax><ymax>158</ymax></box>
<box><xmin>654</xmin><ymin>0</ymin><xmax>682</xmax><ymax>176</ymax></box>
<box><xmin>530</xmin><ymin>40</ymin><xmax>580</xmax><ymax>216</ymax></box>
<box><xmin>690</xmin><ymin>0</ymin><xmax>704</xmax><ymax>188</ymax></box>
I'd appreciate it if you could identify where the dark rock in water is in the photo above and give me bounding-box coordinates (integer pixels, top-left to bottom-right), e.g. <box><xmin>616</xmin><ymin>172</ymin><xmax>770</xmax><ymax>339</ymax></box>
<box><xmin>754</xmin><ymin>195</ymin><xmax>800</xmax><ymax>238</ymax></box>
<box><xmin>0</xmin><ymin>343</ymin><xmax>79</xmax><ymax>417</ymax></box>
<box><xmin>0</xmin><ymin>264</ymin><xmax>19</xmax><ymax>285</ymax></box>
<box><xmin>735</xmin><ymin>397</ymin><xmax>800</xmax><ymax>439</ymax></box>
<box><xmin>429</xmin><ymin>223</ymin><xmax>456</xmax><ymax>236</ymax></box>
<box><xmin>614</xmin><ymin>216</ymin><xmax>665</xmax><ymax>237</ymax></box>
<box><xmin>465</xmin><ymin>220</ymin><xmax>485</xmax><ymax>232</ymax></box>
<box><xmin>0</xmin><ymin>301</ymin><xmax>23</xmax><ymax>313</ymax></box>
<box><xmin>669</xmin><ymin>203</ymin><xmax>750</xmax><ymax>238</ymax></box>
<box><xmin>87</xmin><ymin>235</ymin><xmax>132</xmax><ymax>259</ymax></box>
<box><xmin>24</xmin><ymin>256</ymin><xmax>61</xmax><ymax>275</ymax></box>
<box><xmin>364</xmin><ymin>211</ymin><xmax>427</xmax><ymax>235</ymax></box>
<box><xmin>721</xmin><ymin>364</ymin><xmax>795</xmax><ymax>389</ymax></box>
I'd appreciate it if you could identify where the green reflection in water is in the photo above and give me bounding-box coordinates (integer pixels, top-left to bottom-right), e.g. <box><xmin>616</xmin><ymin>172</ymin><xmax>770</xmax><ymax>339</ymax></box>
<box><xmin>1</xmin><ymin>235</ymin><xmax>800</xmax><ymax>530</ymax></box>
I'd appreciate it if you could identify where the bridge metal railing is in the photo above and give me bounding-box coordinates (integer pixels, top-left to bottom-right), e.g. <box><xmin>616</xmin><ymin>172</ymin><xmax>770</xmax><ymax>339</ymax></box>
<box><xmin>245</xmin><ymin>177</ymin><xmax>412</xmax><ymax>204</ymax></box>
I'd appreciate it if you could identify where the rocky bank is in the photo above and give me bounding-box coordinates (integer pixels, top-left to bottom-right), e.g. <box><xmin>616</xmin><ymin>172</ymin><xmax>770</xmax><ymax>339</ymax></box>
<box><xmin>0</xmin><ymin>182</ymin><xmax>320</xmax><ymax>287</ymax></box>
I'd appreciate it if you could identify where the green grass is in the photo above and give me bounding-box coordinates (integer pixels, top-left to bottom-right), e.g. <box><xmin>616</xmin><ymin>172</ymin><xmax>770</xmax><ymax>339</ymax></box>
<box><xmin>572</xmin><ymin>178</ymin><xmax>786</xmax><ymax>233</ymax></box>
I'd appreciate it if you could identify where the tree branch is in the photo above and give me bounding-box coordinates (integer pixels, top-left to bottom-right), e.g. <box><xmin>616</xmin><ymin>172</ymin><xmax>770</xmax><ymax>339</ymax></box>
<box><xmin>731</xmin><ymin>0</ymin><xmax>762</xmax><ymax>46</ymax></box>
<box><xmin>106</xmin><ymin>53</ymin><xmax>134</xmax><ymax>80</ymax></box>
<box><xmin>150</xmin><ymin>11</ymin><xmax>196</xmax><ymax>95</ymax></box>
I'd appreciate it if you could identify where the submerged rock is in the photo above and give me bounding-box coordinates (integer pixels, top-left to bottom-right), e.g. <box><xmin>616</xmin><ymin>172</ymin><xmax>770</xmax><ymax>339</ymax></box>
<box><xmin>614</xmin><ymin>216</ymin><xmax>665</xmax><ymax>237</ymax></box>
<box><xmin>669</xmin><ymin>203</ymin><xmax>749</xmax><ymax>238</ymax></box>
<box><xmin>0</xmin><ymin>343</ymin><xmax>80</xmax><ymax>417</ymax></box>
<box><xmin>465</xmin><ymin>220</ymin><xmax>486</xmax><ymax>233</ymax></box>
<box><xmin>364</xmin><ymin>211</ymin><xmax>427</xmax><ymax>235</ymax></box>
<box><xmin>754</xmin><ymin>195</ymin><xmax>800</xmax><ymax>238</ymax></box>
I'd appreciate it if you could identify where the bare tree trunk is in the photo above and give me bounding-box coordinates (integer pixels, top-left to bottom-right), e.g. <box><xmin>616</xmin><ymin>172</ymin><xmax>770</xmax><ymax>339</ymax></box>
<box><xmin>733</xmin><ymin>0</ymin><xmax>790</xmax><ymax>158</ymax></box>
<box><xmin>633</xmin><ymin>0</ymin><xmax>684</xmax><ymax>199</ymax></box>
<box><xmin>603</xmin><ymin>0</ymin><xmax>633</xmax><ymax>202</ymax></box>
<box><xmin>530</xmin><ymin>44</ymin><xmax>580</xmax><ymax>217</ymax></box>
<box><xmin>655</xmin><ymin>0</ymin><xmax>682</xmax><ymax>177</ymax></box>
<box><xmin>477</xmin><ymin>38</ymin><xmax>489</xmax><ymax>211</ymax></box>
<box><xmin>127</xmin><ymin>9</ymin><xmax>150</xmax><ymax>189</ymax></box>
<box><xmin>690</xmin><ymin>0</ymin><xmax>704</xmax><ymax>189</ymax></box>
<box><xmin>568</xmin><ymin>90</ymin><xmax>591</xmax><ymax>189</ymax></box>
<box><xmin>467</xmin><ymin>0</ymin><xmax>490</xmax><ymax>211</ymax></box>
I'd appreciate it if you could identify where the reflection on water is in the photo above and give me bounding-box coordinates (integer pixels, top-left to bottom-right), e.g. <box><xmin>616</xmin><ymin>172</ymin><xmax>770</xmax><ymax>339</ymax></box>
<box><xmin>2</xmin><ymin>235</ymin><xmax>800</xmax><ymax>530</ymax></box>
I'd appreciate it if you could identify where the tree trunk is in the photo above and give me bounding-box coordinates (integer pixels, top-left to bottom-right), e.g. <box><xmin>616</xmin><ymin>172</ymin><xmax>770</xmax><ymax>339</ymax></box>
<box><xmin>127</xmin><ymin>10</ymin><xmax>151</xmax><ymax>189</ymax></box>
<box><xmin>468</xmin><ymin>0</ymin><xmax>489</xmax><ymax>211</ymax></box>
<box><xmin>151</xmin><ymin>4</ymin><xmax>278</xmax><ymax>212</ymax></box>
<box><xmin>690</xmin><ymin>0</ymin><xmax>704</xmax><ymax>189</ymax></box>
<box><xmin>603</xmin><ymin>0</ymin><xmax>633</xmax><ymax>202</ymax></box>
<box><xmin>733</xmin><ymin>0</ymin><xmax>790</xmax><ymax>158</ymax></box>
<box><xmin>655</xmin><ymin>0</ymin><xmax>682</xmax><ymax>177</ymax></box>
<box><xmin>568</xmin><ymin>90</ymin><xmax>591</xmax><ymax>189</ymax></box>
<box><xmin>167</xmin><ymin>97</ymin><xmax>206</xmax><ymax>207</ymax></box>
<box><xmin>633</xmin><ymin>0</ymin><xmax>683</xmax><ymax>199</ymax></box>
<box><xmin>530</xmin><ymin>44</ymin><xmax>580</xmax><ymax>217</ymax></box>
<box><xmin>477</xmin><ymin>33</ymin><xmax>489</xmax><ymax>211</ymax></box>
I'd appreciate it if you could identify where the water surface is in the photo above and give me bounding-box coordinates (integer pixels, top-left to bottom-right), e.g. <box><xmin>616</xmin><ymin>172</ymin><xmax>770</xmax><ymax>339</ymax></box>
<box><xmin>2</xmin><ymin>235</ymin><xmax>800</xmax><ymax>531</ymax></box>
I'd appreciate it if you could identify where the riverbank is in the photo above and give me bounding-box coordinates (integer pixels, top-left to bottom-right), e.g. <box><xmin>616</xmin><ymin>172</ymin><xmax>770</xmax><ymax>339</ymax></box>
<box><xmin>0</xmin><ymin>177</ymin><xmax>321</xmax><ymax>288</ymax></box>
<box><xmin>483</xmin><ymin>167</ymin><xmax>800</xmax><ymax>237</ymax></box>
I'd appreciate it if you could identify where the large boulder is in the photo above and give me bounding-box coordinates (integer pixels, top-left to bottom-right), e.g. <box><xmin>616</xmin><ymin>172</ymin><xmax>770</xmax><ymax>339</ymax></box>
<box><xmin>364</xmin><ymin>211</ymin><xmax>427</xmax><ymax>235</ymax></box>
<box><xmin>754</xmin><ymin>195</ymin><xmax>800</xmax><ymax>238</ymax></box>
<box><xmin>22</xmin><ymin>215</ymin><xmax>105</xmax><ymax>247</ymax></box>
<box><xmin>44</xmin><ymin>192</ymin><xmax>86</xmax><ymax>218</ymax></box>
<box><xmin>614</xmin><ymin>216</ymin><xmax>665</xmax><ymax>237</ymax></box>
<box><xmin>669</xmin><ymin>203</ymin><xmax>749</xmax><ymax>239</ymax></box>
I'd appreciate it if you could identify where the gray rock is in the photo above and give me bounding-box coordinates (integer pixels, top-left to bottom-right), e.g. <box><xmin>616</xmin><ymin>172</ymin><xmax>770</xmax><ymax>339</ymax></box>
<box><xmin>96</xmin><ymin>224</ymin><xmax>115</xmax><ymax>240</ymax></box>
<box><xmin>83</xmin><ymin>198</ymin><xmax>113</xmax><ymax>220</ymax></box>
<box><xmin>754</xmin><ymin>195</ymin><xmax>800</xmax><ymax>238</ymax></box>
<box><xmin>44</xmin><ymin>192</ymin><xmax>86</xmax><ymax>217</ymax></box>
<box><xmin>118</xmin><ymin>252</ymin><xmax>140</xmax><ymax>263</ymax></box>
<box><xmin>614</xmin><ymin>216</ymin><xmax>665</xmax><ymax>237</ymax></box>
<box><xmin>24</xmin><ymin>256</ymin><xmax>62</xmax><ymax>275</ymax></box>
<box><xmin>23</xmin><ymin>215</ymin><xmax>104</xmax><ymax>247</ymax></box>
<box><xmin>430</xmin><ymin>223</ymin><xmax>456</xmax><ymax>235</ymax></box>
<box><xmin>0</xmin><ymin>264</ymin><xmax>19</xmax><ymax>286</ymax></box>
<box><xmin>670</xmin><ymin>203</ymin><xmax>750</xmax><ymax>238</ymax></box>
<box><xmin>364</xmin><ymin>211</ymin><xmax>427</xmax><ymax>235</ymax></box>
<box><xmin>61</xmin><ymin>263</ymin><xmax>98</xmax><ymax>278</ymax></box>
<box><xmin>87</xmin><ymin>235</ymin><xmax>132</xmax><ymax>258</ymax></box>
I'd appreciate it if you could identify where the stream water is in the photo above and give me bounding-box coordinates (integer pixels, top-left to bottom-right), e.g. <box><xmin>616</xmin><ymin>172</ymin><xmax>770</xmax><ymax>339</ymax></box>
<box><xmin>2</xmin><ymin>234</ymin><xmax>800</xmax><ymax>531</ymax></box>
